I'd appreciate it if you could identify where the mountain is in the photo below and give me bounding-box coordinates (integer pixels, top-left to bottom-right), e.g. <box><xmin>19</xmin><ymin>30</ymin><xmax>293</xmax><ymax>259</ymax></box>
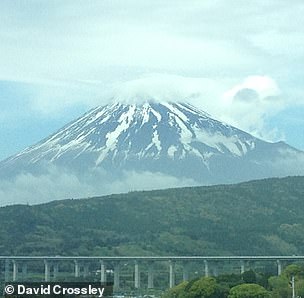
<box><xmin>0</xmin><ymin>101</ymin><xmax>303</xmax><ymax>203</ymax></box>
<box><xmin>1</xmin><ymin>176</ymin><xmax>304</xmax><ymax>256</ymax></box>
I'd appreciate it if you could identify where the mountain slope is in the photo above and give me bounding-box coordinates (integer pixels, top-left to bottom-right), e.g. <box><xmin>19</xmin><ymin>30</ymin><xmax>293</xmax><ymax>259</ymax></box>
<box><xmin>1</xmin><ymin>101</ymin><xmax>302</xmax><ymax>188</ymax></box>
<box><xmin>0</xmin><ymin>176</ymin><xmax>304</xmax><ymax>256</ymax></box>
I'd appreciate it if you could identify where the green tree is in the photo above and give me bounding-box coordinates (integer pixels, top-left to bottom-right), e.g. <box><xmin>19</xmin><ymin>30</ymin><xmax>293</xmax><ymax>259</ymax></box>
<box><xmin>269</xmin><ymin>265</ymin><xmax>304</xmax><ymax>298</ymax></box>
<box><xmin>295</xmin><ymin>279</ymin><xmax>304</xmax><ymax>298</ymax></box>
<box><xmin>282</xmin><ymin>264</ymin><xmax>303</xmax><ymax>278</ymax></box>
<box><xmin>268</xmin><ymin>275</ymin><xmax>289</xmax><ymax>298</ymax></box>
<box><xmin>163</xmin><ymin>277</ymin><xmax>227</xmax><ymax>298</ymax></box>
<box><xmin>187</xmin><ymin>277</ymin><xmax>222</xmax><ymax>298</ymax></box>
<box><xmin>162</xmin><ymin>281</ymin><xmax>189</xmax><ymax>298</ymax></box>
<box><xmin>228</xmin><ymin>283</ymin><xmax>270</xmax><ymax>298</ymax></box>
<box><xmin>242</xmin><ymin>270</ymin><xmax>257</xmax><ymax>283</ymax></box>
<box><xmin>216</xmin><ymin>273</ymin><xmax>243</xmax><ymax>288</ymax></box>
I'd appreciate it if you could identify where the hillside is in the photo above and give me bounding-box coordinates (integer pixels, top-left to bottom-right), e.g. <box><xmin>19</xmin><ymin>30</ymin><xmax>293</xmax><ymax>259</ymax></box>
<box><xmin>0</xmin><ymin>176</ymin><xmax>304</xmax><ymax>256</ymax></box>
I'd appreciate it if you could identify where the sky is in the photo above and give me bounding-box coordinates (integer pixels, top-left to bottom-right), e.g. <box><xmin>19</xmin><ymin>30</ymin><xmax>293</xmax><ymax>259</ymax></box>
<box><xmin>1</xmin><ymin>0</ymin><xmax>304</xmax><ymax>162</ymax></box>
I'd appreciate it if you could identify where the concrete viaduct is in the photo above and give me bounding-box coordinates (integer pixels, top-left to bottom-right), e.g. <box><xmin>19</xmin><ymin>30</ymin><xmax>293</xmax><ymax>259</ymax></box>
<box><xmin>1</xmin><ymin>256</ymin><xmax>303</xmax><ymax>290</ymax></box>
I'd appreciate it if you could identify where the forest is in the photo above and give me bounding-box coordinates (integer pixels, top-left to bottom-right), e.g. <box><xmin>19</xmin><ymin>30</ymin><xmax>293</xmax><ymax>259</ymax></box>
<box><xmin>163</xmin><ymin>264</ymin><xmax>304</xmax><ymax>298</ymax></box>
<box><xmin>0</xmin><ymin>176</ymin><xmax>303</xmax><ymax>257</ymax></box>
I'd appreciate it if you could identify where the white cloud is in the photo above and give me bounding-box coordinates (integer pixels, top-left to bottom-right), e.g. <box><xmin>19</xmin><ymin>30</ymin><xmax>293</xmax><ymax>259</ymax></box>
<box><xmin>1</xmin><ymin>1</ymin><xmax>303</xmax><ymax>84</ymax></box>
<box><xmin>107</xmin><ymin>74</ymin><xmax>288</xmax><ymax>142</ymax></box>
<box><xmin>107</xmin><ymin>170</ymin><xmax>196</xmax><ymax>194</ymax></box>
<box><xmin>223</xmin><ymin>76</ymin><xmax>280</xmax><ymax>103</ymax></box>
<box><xmin>1</xmin><ymin>147</ymin><xmax>304</xmax><ymax>206</ymax></box>
<box><xmin>110</xmin><ymin>74</ymin><xmax>221</xmax><ymax>103</ymax></box>
<box><xmin>249</xmin><ymin>30</ymin><xmax>304</xmax><ymax>57</ymax></box>
<box><xmin>269</xmin><ymin>149</ymin><xmax>304</xmax><ymax>176</ymax></box>
<box><xmin>27</xmin><ymin>81</ymin><xmax>104</xmax><ymax>115</ymax></box>
<box><xmin>0</xmin><ymin>72</ymin><xmax>295</xmax><ymax>148</ymax></box>
<box><xmin>217</xmin><ymin>76</ymin><xmax>286</xmax><ymax>141</ymax></box>
<box><xmin>0</xmin><ymin>166</ymin><xmax>196</xmax><ymax>206</ymax></box>
<box><xmin>0</xmin><ymin>0</ymin><xmax>304</xmax><ymax>154</ymax></box>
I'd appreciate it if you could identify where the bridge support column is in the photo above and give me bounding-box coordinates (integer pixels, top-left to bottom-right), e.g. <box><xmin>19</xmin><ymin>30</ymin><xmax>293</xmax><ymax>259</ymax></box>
<box><xmin>240</xmin><ymin>261</ymin><xmax>245</xmax><ymax>274</ymax></box>
<box><xmin>169</xmin><ymin>260</ymin><xmax>175</xmax><ymax>288</ymax></box>
<box><xmin>134</xmin><ymin>261</ymin><xmax>140</xmax><ymax>289</ymax></box>
<box><xmin>114</xmin><ymin>263</ymin><xmax>120</xmax><ymax>291</ymax></box>
<box><xmin>100</xmin><ymin>261</ymin><xmax>106</xmax><ymax>283</ymax></box>
<box><xmin>83</xmin><ymin>264</ymin><xmax>89</xmax><ymax>277</ymax></box>
<box><xmin>22</xmin><ymin>263</ymin><xmax>27</xmax><ymax>280</ymax></box>
<box><xmin>204</xmin><ymin>260</ymin><xmax>209</xmax><ymax>277</ymax></box>
<box><xmin>148</xmin><ymin>263</ymin><xmax>154</xmax><ymax>289</ymax></box>
<box><xmin>44</xmin><ymin>260</ymin><xmax>50</xmax><ymax>282</ymax></box>
<box><xmin>212</xmin><ymin>263</ymin><xmax>218</xmax><ymax>277</ymax></box>
<box><xmin>74</xmin><ymin>260</ymin><xmax>80</xmax><ymax>278</ymax></box>
<box><xmin>53</xmin><ymin>263</ymin><xmax>59</xmax><ymax>280</ymax></box>
<box><xmin>277</xmin><ymin>260</ymin><xmax>282</xmax><ymax>276</ymax></box>
<box><xmin>12</xmin><ymin>260</ymin><xmax>18</xmax><ymax>281</ymax></box>
<box><xmin>5</xmin><ymin>259</ymin><xmax>10</xmax><ymax>282</ymax></box>
<box><xmin>182</xmin><ymin>262</ymin><xmax>189</xmax><ymax>281</ymax></box>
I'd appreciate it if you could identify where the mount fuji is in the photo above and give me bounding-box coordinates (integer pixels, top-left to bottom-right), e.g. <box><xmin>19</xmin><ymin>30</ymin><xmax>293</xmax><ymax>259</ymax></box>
<box><xmin>0</xmin><ymin>101</ymin><xmax>303</xmax><ymax>203</ymax></box>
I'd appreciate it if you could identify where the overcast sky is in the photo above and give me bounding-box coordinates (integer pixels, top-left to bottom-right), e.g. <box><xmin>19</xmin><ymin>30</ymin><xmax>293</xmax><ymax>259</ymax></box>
<box><xmin>1</xmin><ymin>0</ymin><xmax>304</xmax><ymax>161</ymax></box>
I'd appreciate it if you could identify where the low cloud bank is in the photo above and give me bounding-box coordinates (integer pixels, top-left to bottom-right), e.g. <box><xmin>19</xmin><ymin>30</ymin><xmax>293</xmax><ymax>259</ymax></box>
<box><xmin>270</xmin><ymin>149</ymin><xmax>304</xmax><ymax>177</ymax></box>
<box><xmin>1</xmin><ymin>147</ymin><xmax>304</xmax><ymax>207</ymax></box>
<box><xmin>0</xmin><ymin>166</ymin><xmax>196</xmax><ymax>206</ymax></box>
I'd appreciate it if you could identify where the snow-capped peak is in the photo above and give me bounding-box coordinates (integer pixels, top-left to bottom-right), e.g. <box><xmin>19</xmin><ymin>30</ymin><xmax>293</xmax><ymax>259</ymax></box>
<box><xmin>1</xmin><ymin>100</ymin><xmax>303</xmax><ymax>190</ymax></box>
<box><xmin>5</xmin><ymin>101</ymin><xmax>257</xmax><ymax>169</ymax></box>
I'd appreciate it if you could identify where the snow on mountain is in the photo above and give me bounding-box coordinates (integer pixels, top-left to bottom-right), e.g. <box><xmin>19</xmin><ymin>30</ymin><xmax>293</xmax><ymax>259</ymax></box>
<box><xmin>0</xmin><ymin>101</ymin><xmax>303</xmax><ymax>188</ymax></box>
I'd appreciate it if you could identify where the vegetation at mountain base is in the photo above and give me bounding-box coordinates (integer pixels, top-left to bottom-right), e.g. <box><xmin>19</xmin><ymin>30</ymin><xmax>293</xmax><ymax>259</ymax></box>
<box><xmin>228</xmin><ymin>284</ymin><xmax>270</xmax><ymax>298</ymax></box>
<box><xmin>162</xmin><ymin>264</ymin><xmax>304</xmax><ymax>298</ymax></box>
<box><xmin>163</xmin><ymin>277</ymin><xmax>227</xmax><ymax>298</ymax></box>
<box><xmin>0</xmin><ymin>176</ymin><xmax>303</xmax><ymax>256</ymax></box>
